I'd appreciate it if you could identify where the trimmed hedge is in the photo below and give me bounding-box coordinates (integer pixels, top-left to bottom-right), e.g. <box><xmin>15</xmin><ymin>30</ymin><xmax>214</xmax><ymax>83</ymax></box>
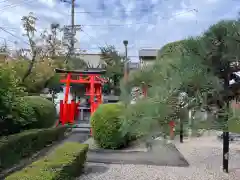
<box><xmin>23</xmin><ymin>96</ymin><xmax>57</xmax><ymax>128</ymax></box>
<box><xmin>5</xmin><ymin>142</ymin><xmax>89</xmax><ymax>180</ymax></box>
<box><xmin>0</xmin><ymin>126</ymin><xmax>69</xmax><ymax>171</ymax></box>
<box><xmin>91</xmin><ymin>103</ymin><xmax>127</xmax><ymax>149</ymax></box>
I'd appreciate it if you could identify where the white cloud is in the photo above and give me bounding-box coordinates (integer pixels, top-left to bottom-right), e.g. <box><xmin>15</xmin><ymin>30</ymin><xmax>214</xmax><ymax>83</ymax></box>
<box><xmin>206</xmin><ymin>0</ymin><xmax>220</xmax><ymax>4</ymax></box>
<box><xmin>172</xmin><ymin>9</ymin><xmax>197</xmax><ymax>20</ymax></box>
<box><xmin>38</xmin><ymin>0</ymin><xmax>56</xmax><ymax>8</ymax></box>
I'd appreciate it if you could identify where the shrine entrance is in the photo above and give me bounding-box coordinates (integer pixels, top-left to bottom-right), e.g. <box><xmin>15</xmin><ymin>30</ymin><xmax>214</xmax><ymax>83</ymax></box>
<box><xmin>55</xmin><ymin>68</ymin><xmax>106</xmax><ymax>133</ymax></box>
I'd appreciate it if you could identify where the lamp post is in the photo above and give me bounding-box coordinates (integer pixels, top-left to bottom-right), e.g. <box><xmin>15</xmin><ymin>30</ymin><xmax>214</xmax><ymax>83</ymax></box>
<box><xmin>223</xmin><ymin>72</ymin><xmax>230</xmax><ymax>173</ymax></box>
<box><xmin>178</xmin><ymin>92</ymin><xmax>188</xmax><ymax>143</ymax></box>
<box><xmin>123</xmin><ymin>40</ymin><xmax>128</xmax><ymax>82</ymax></box>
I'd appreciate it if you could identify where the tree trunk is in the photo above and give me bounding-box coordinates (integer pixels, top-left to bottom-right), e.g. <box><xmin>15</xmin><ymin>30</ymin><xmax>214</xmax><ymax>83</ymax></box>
<box><xmin>22</xmin><ymin>53</ymin><xmax>36</xmax><ymax>82</ymax></box>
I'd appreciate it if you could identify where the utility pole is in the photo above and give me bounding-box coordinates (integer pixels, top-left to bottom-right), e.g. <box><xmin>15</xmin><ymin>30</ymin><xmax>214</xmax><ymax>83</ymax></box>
<box><xmin>123</xmin><ymin>40</ymin><xmax>128</xmax><ymax>82</ymax></box>
<box><xmin>61</xmin><ymin>0</ymin><xmax>81</xmax><ymax>62</ymax></box>
<box><xmin>71</xmin><ymin>0</ymin><xmax>75</xmax><ymax>56</ymax></box>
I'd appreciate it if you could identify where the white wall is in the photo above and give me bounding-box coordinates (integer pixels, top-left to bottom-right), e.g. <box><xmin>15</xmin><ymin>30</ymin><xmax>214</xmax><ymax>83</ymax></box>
<box><xmin>140</xmin><ymin>60</ymin><xmax>155</xmax><ymax>68</ymax></box>
<box><xmin>54</xmin><ymin>86</ymin><xmax>73</xmax><ymax>115</ymax></box>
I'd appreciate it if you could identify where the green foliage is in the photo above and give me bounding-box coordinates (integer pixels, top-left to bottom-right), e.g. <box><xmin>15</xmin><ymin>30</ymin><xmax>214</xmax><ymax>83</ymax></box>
<box><xmin>200</xmin><ymin>20</ymin><xmax>240</xmax><ymax>75</ymax></box>
<box><xmin>5</xmin><ymin>142</ymin><xmax>88</xmax><ymax>180</ymax></box>
<box><xmin>45</xmin><ymin>74</ymin><xmax>63</xmax><ymax>93</ymax></box>
<box><xmin>68</xmin><ymin>56</ymin><xmax>87</xmax><ymax>70</ymax></box>
<box><xmin>158</xmin><ymin>40</ymin><xmax>186</xmax><ymax>59</ymax></box>
<box><xmin>120</xmin><ymin>19</ymin><xmax>240</xmax><ymax>138</ymax></box>
<box><xmin>0</xmin><ymin>126</ymin><xmax>69</xmax><ymax>171</ymax></box>
<box><xmin>23</xmin><ymin>96</ymin><xmax>57</xmax><ymax>128</ymax></box>
<box><xmin>100</xmin><ymin>45</ymin><xmax>124</xmax><ymax>94</ymax></box>
<box><xmin>0</xmin><ymin>67</ymin><xmax>37</xmax><ymax>136</ymax></box>
<box><xmin>91</xmin><ymin>103</ymin><xmax>127</xmax><ymax>149</ymax></box>
<box><xmin>3</xmin><ymin>58</ymin><xmax>64</xmax><ymax>93</ymax></box>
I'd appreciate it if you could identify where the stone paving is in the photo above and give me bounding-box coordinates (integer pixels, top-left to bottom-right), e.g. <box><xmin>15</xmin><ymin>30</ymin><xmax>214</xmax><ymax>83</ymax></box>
<box><xmin>78</xmin><ymin>133</ymin><xmax>240</xmax><ymax>180</ymax></box>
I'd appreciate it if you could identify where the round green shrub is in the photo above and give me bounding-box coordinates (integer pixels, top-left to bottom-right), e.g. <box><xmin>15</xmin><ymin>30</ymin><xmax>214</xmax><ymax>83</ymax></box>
<box><xmin>91</xmin><ymin>103</ymin><xmax>127</xmax><ymax>149</ymax></box>
<box><xmin>23</xmin><ymin>96</ymin><xmax>57</xmax><ymax>129</ymax></box>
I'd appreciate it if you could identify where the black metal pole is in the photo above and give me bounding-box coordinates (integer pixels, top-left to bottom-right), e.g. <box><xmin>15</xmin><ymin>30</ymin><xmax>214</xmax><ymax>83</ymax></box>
<box><xmin>123</xmin><ymin>40</ymin><xmax>128</xmax><ymax>82</ymax></box>
<box><xmin>223</xmin><ymin>73</ymin><xmax>229</xmax><ymax>173</ymax></box>
<box><xmin>180</xmin><ymin>118</ymin><xmax>183</xmax><ymax>143</ymax></box>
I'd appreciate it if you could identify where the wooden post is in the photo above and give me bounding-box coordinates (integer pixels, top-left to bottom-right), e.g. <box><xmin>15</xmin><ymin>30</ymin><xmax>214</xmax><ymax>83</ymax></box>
<box><xmin>69</xmin><ymin>100</ymin><xmax>75</xmax><ymax>124</ymax></box>
<box><xmin>75</xmin><ymin>101</ymin><xmax>80</xmax><ymax>122</ymax></box>
<box><xmin>169</xmin><ymin>120</ymin><xmax>175</xmax><ymax>140</ymax></box>
<box><xmin>95</xmin><ymin>84</ymin><xmax>101</xmax><ymax>110</ymax></box>
<box><xmin>99</xmin><ymin>85</ymin><xmax>102</xmax><ymax>104</ymax></box>
<box><xmin>89</xmin><ymin>75</ymin><xmax>95</xmax><ymax>115</ymax></box>
<box><xmin>142</xmin><ymin>82</ymin><xmax>147</xmax><ymax>97</ymax></box>
<box><xmin>89</xmin><ymin>75</ymin><xmax>95</xmax><ymax>136</ymax></box>
<box><xmin>63</xmin><ymin>73</ymin><xmax>71</xmax><ymax>125</ymax></box>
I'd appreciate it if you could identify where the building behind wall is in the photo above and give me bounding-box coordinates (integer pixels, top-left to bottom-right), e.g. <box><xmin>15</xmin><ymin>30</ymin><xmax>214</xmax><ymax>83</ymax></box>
<box><xmin>129</xmin><ymin>62</ymin><xmax>140</xmax><ymax>71</ymax></box>
<box><xmin>76</xmin><ymin>53</ymin><xmax>103</xmax><ymax>68</ymax></box>
<box><xmin>139</xmin><ymin>48</ymin><xmax>160</xmax><ymax>68</ymax></box>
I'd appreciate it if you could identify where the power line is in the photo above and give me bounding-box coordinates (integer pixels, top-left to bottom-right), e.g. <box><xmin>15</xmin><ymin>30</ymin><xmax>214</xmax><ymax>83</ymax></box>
<box><xmin>0</xmin><ymin>27</ymin><xmax>29</xmax><ymax>45</ymax></box>
<box><xmin>80</xmin><ymin>30</ymin><xmax>140</xmax><ymax>58</ymax></box>
<box><xmin>74</xmin><ymin>9</ymin><xmax>197</xmax><ymax>27</ymax></box>
<box><xmin>74</xmin><ymin>8</ymin><xmax>162</xmax><ymax>14</ymax></box>
<box><xmin>0</xmin><ymin>0</ymin><xmax>35</xmax><ymax>12</ymax></box>
<box><xmin>81</xmin><ymin>29</ymin><xmax>106</xmax><ymax>48</ymax></box>
<box><xmin>0</xmin><ymin>36</ymin><xmax>18</xmax><ymax>44</ymax></box>
<box><xmin>74</xmin><ymin>8</ymin><xmax>196</xmax><ymax>15</ymax></box>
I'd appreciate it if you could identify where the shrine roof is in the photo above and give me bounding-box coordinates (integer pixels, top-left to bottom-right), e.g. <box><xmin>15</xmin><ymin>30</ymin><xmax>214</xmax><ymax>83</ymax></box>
<box><xmin>55</xmin><ymin>68</ymin><xmax>106</xmax><ymax>74</ymax></box>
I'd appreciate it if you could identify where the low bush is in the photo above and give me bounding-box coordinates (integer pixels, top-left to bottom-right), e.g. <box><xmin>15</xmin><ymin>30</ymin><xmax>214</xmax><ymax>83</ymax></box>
<box><xmin>5</xmin><ymin>142</ymin><xmax>89</xmax><ymax>180</ymax></box>
<box><xmin>23</xmin><ymin>96</ymin><xmax>57</xmax><ymax>128</ymax></box>
<box><xmin>0</xmin><ymin>126</ymin><xmax>69</xmax><ymax>171</ymax></box>
<box><xmin>91</xmin><ymin>103</ymin><xmax>127</xmax><ymax>149</ymax></box>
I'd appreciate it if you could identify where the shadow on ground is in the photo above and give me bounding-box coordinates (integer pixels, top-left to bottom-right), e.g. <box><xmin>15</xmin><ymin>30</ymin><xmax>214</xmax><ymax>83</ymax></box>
<box><xmin>87</xmin><ymin>140</ymin><xmax>189</xmax><ymax>167</ymax></box>
<box><xmin>62</xmin><ymin>131</ymin><xmax>189</xmax><ymax>167</ymax></box>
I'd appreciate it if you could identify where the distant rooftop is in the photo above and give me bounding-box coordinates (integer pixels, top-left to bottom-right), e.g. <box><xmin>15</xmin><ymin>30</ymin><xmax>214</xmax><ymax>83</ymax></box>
<box><xmin>55</xmin><ymin>68</ymin><xmax>106</xmax><ymax>74</ymax></box>
<box><xmin>139</xmin><ymin>49</ymin><xmax>159</xmax><ymax>57</ymax></box>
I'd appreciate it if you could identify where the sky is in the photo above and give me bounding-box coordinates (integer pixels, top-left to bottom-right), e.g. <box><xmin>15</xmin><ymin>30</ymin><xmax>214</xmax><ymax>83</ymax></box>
<box><xmin>0</xmin><ymin>0</ymin><xmax>239</xmax><ymax>62</ymax></box>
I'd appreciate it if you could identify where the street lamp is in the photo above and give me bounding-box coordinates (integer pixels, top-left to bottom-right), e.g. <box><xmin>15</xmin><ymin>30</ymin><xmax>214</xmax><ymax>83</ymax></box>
<box><xmin>178</xmin><ymin>92</ymin><xmax>188</xmax><ymax>143</ymax></box>
<box><xmin>223</xmin><ymin>73</ymin><xmax>230</xmax><ymax>173</ymax></box>
<box><xmin>123</xmin><ymin>40</ymin><xmax>128</xmax><ymax>82</ymax></box>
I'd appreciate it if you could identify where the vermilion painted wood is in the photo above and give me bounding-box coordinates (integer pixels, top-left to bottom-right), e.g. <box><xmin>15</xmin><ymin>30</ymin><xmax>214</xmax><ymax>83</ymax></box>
<box><xmin>69</xmin><ymin>100</ymin><xmax>75</xmax><ymax>124</ymax></box>
<box><xmin>169</xmin><ymin>120</ymin><xmax>175</xmax><ymax>139</ymax></box>
<box><xmin>56</xmin><ymin>69</ymin><xmax>106</xmax><ymax>133</ymax></box>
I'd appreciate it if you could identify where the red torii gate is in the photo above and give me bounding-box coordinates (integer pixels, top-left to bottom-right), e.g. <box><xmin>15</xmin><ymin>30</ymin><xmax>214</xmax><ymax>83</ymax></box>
<box><xmin>55</xmin><ymin>68</ymin><xmax>106</xmax><ymax>126</ymax></box>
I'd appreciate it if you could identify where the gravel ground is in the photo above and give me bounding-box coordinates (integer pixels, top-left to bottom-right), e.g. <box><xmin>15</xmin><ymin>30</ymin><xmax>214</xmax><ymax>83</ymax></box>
<box><xmin>78</xmin><ymin>133</ymin><xmax>240</xmax><ymax>180</ymax></box>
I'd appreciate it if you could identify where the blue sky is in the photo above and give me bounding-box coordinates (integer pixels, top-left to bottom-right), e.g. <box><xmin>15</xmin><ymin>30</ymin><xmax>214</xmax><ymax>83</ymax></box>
<box><xmin>0</xmin><ymin>0</ymin><xmax>239</xmax><ymax>61</ymax></box>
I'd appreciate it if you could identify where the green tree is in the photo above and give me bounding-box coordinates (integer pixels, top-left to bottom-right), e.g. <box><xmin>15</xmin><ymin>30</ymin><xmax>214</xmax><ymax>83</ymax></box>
<box><xmin>100</xmin><ymin>45</ymin><xmax>124</xmax><ymax>94</ymax></box>
<box><xmin>0</xmin><ymin>66</ymin><xmax>36</xmax><ymax>136</ymax></box>
<box><xmin>120</xmin><ymin>19</ymin><xmax>240</xmax><ymax>139</ymax></box>
<box><xmin>21</xmin><ymin>12</ymin><xmax>40</xmax><ymax>82</ymax></box>
<box><xmin>17</xmin><ymin>13</ymin><xmax>87</xmax><ymax>93</ymax></box>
